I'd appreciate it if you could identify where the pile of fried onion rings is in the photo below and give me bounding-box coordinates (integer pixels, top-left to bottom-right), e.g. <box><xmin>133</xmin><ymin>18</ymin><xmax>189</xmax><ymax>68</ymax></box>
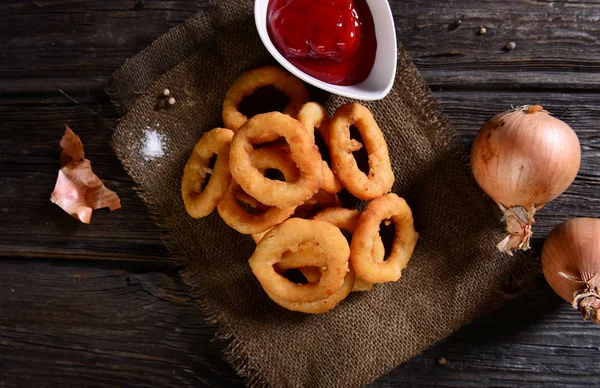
<box><xmin>181</xmin><ymin>66</ymin><xmax>419</xmax><ymax>313</ymax></box>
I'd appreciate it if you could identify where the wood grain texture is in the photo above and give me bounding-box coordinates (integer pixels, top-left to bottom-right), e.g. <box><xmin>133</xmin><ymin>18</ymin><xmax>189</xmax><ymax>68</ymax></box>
<box><xmin>1</xmin><ymin>260</ymin><xmax>598</xmax><ymax>387</ymax></box>
<box><xmin>393</xmin><ymin>0</ymin><xmax>600</xmax><ymax>90</ymax></box>
<box><xmin>380</xmin><ymin>281</ymin><xmax>600</xmax><ymax>387</ymax></box>
<box><xmin>0</xmin><ymin>259</ymin><xmax>243</xmax><ymax>387</ymax></box>
<box><xmin>1</xmin><ymin>0</ymin><xmax>599</xmax><ymax>386</ymax></box>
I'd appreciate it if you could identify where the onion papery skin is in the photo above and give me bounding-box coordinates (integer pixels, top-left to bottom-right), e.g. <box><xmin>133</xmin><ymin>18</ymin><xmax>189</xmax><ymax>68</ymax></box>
<box><xmin>470</xmin><ymin>105</ymin><xmax>581</xmax><ymax>254</ymax></box>
<box><xmin>542</xmin><ymin>218</ymin><xmax>600</xmax><ymax>323</ymax></box>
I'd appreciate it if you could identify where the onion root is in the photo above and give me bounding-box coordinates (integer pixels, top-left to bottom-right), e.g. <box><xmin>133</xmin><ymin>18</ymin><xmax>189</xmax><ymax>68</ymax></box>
<box><xmin>573</xmin><ymin>280</ymin><xmax>600</xmax><ymax>323</ymax></box>
<box><xmin>496</xmin><ymin>204</ymin><xmax>536</xmax><ymax>255</ymax></box>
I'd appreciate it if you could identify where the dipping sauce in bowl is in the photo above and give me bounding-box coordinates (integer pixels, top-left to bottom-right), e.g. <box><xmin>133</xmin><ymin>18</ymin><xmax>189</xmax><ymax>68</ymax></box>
<box><xmin>267</xmin><ymin>0</ymin><xmax>377</xmax><ymax>86</ymax></box>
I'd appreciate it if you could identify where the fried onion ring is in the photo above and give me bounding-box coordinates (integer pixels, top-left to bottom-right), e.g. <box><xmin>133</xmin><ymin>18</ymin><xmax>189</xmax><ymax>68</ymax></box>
<box><xmin>297</xmin><ymin>267</ymin><xmax>322</xmax><ymax>284</ymax></box>
<box><xmin>297</xmin><ymin>102</ymin><xmax>344</xmax><ymax>194</ymax></box>
<box><xmin>293</xmin><ymin>189</ymin><xmax>341</xmax><ymax>219</ymax></box>
<box><xmin>182</xmin><ymin>128</ymin><xmax>233</xmax><ymax>218</ymax></box>
<box><xmin>217</xmin><ymin>146</ymin><xmax>299</xmax><ymax>234</ymax></box>
<box><xmin>274</xmin><ymin>242</ymin><xmax>325</xmax><ymax>284</ymax></box>
<box><xmin>329</xmin><ymin>103</ymin><xmax>394</xmax><ymax>199</ymax></box>
<box><xmin>264</xmin><ymin>241</ymin><xmax>355</xmax><ymax>313</ymax></box>
<box><xmin>249</xmin><ymin>218</ymin><xmax>349</xmax><ymax>303</ymax></box>
<box><xmin>265</xmin><ymin>270</ymin><xmax>355</xmax><ymax>314</ymax></box>
<box><xmin>222</xmin><ymin>66</ymin><xmax>309</xmax><ymax>131</ymax></box>
<box><xmin>312</xmin><ymin>207</ymin><xmax>384</xmax><ymax>291</ymax></box>
<box><xmin>229</xmin><ymin>112</ymin><xmax>324</xmax><ymax>208</ymax></box>
<box><xmin>350</xmin><ymin>193</ymin><xmax>419</xmax><ymax>283</ymax></box>
<box><xmin>254</xmin><ymin>233</ymin><xmax>327</xmax><ymax>285</ymax></box>
<box><xmin>312</xmin><ymin>207</ymin><xmax>385</xmax><ymax>260</ymax></box>
<box><xmin>251</xmin><ymin>228</ymin><xmax>271</xmax><ymax>244</ymax></box>
<box><xmin>254</xmin><ymin>234</ymin><xmax>323</xmax><ymax>284</ymax></box>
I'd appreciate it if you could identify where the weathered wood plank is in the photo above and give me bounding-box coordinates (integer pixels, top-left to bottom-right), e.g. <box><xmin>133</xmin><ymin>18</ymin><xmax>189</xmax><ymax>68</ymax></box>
<box><xmin>379</xmin><ymin>280</ymin><xmax>600</xmax><ymax>387</ymax></box>
<box><xmin>396</xmin><ymin>0</ymin><xmax>600</xmax><ymax>90</ymax></box>
<box><xmin>0</xmin><ymin>260</ymin><xmax>598</xmax><ymax>387</ymax></box>
<box><xmin>0</xmin><ymin>259</ymin><xmax>242</xmax><ymax>387</ymax></box>
<box><xmin>1</xmin><ymin>0</ymin><xmax>599</xmax><ymax>94</ymax></box>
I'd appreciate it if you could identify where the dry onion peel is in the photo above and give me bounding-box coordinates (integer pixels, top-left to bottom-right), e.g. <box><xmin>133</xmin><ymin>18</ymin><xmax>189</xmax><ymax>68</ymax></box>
<box><xmin>50</xmin><ymin>125</ymin><xmax>121</xmax><ymax>223</ymax></box>
<box><xmin>542</xmin><ymin>218</ymin><xmax>600</xmax><ymax>323</ymax></box>
<box><xmin>470</xmin><ymin>105</ymin><xmax>580</xmax><ymax>254</ymax></box>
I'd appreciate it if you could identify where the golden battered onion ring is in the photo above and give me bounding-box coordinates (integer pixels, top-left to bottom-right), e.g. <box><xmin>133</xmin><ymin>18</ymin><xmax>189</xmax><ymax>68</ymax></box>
<box><xmin>182</xmin><ymin>128</ymin><xmax>233</xmax><ymax>218</ymax></box>
<box><xmin>312</xmin><ymin>207</ymin><xmax>385</xmax><ymax>260</ymax></box>
<box><xmin>329</xmin><ymin>103</ymin><xmax>394</xmax><ymax>200</ymax></box>
<box><xmin>253</xmin><ymin>234</ymin><xmax>324</xmax><ymax>285</ymax></box>
<box><xmin>296</xmin><ymin>102</ymin><xmax>323</xmax><ymax>144</ymax></box>
<box><xmin>321</xmin><ymin>163</ymin><xmax>344</xmax><ymax>194</ymax></box>
<box><xmin>264</xmin><ymin>241</ymin><xmax>354</xmax><ymax>313</ymax></box>
<box><xmin>229</xmin><ymin>112</ymin><xmax>324</xmax><ymax>209</ymax></box>
<box><xmin>350</xmin><ymin>193</ymin><xmax>419</xmax><ymax>283</ymax></box>
<box><xmin>274</xmin><ymin>242</ymin><xmax>323</xmax><ymax>269</ymax></box>
<box><xmin>251</xmin><ymin>228</ymin><xmax>271</xmax><ymax>244</ymax></box>
<box><xmin>254</xmin><ymin>233</ymin><xmax>323</xmax><ymax>283</ymax></box>
<box><xmin>249</xmin><ymin>218</ymin><xmax>350</xmax><ymax>303</ymax></box>
<box><xmin>298</xmin><ymin>267</ymin><xmax>322</xmax><ymax>284</ymax></box>
<box><xmin>251</xmin><ymin>229</ymin><xmax>271</xmax><ymax>244</ymax></box>
<box><xmin>222</xmin><ymin>66</ymin><xmax>309</xmax><ymax>131</ymax></box>
<box><xmin>297</xmin><ymin>102</ymin><xmax>344</xmax><ymax>194</ymax></box>
<box><xmin>293</xmin><ymin>189</ymin><xmax>341</xmax><ymax>219</ymax></box>
<box><xmin>217</xmin><ymin>146</ymin><xmax>299</xmax><ymax>234</ymax></box>
<box><xmin>265</xmin><ymin>269</ymin><xmax>355</xmax><ymax>314</ymax></box>
<box><xmin>312</xmin><ymin>207</ymin><xmax>384</xmax><ymax>291</ymax></box>
<box><xmin>273</xmin><ymin>242</ymin><xmax>324</xmax><ymax>284</ymax></box>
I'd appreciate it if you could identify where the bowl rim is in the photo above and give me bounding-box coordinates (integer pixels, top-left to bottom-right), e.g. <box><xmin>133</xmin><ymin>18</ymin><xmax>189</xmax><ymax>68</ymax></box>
<box><xmin>254</xmin><ymin>0</ymin><xmax>397</xmax><ymax>101</ymax></box>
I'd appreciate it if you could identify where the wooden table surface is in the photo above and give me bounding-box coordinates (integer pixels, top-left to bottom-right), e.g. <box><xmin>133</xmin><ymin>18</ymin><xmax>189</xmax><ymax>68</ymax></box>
<box><xmin>2</xmin><ymin>1</ymin><xmax>599</xmax><ymax>386</ymax></box>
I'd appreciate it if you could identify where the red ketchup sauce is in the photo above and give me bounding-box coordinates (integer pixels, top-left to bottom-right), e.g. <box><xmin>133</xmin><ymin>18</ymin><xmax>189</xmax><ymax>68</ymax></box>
<box><xmin>267</xmin><ymin>0</ymin><xmax>377</xmax><ymax>86</ymax></box>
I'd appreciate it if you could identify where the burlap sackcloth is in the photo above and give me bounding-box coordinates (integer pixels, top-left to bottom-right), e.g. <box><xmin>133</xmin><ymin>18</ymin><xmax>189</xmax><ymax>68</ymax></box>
<box><xmin>108</xmin><ymin>1</ymin><xmax>536</xmax><ymax>386</ymax></box>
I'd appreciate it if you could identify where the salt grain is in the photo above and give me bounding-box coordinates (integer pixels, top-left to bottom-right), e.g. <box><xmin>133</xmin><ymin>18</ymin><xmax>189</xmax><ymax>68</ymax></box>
<box><xmin>142</xmin><ymin>128</ymin><xmax>166</xmax><ymax>161</ymax></box>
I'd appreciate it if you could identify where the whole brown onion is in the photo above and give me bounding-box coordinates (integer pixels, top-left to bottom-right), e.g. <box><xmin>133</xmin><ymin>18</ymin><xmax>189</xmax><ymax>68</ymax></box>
<box><xmin>471</xmin><ymin>105</ymin><xmax>581</xmax><ymax>254</ymax></box>
<box><xmin>542</xmin><ymin>218</ymin><xmax>600</xmax><ymax>323</ymax></box>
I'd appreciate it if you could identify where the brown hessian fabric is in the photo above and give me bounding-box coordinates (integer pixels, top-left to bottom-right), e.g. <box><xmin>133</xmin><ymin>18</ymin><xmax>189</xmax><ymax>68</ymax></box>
<box><xmin>108</xmin><ymin>1</ymin><xmax>536</xmax><ymax>387</ymax></box>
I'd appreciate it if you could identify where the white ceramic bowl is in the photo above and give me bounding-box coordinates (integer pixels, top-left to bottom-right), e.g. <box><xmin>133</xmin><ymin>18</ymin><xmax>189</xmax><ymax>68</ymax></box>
<box><xmin>254</xmin><ymin>0</ymin><xmax>397</xmax><ymax>101</ymax></box>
